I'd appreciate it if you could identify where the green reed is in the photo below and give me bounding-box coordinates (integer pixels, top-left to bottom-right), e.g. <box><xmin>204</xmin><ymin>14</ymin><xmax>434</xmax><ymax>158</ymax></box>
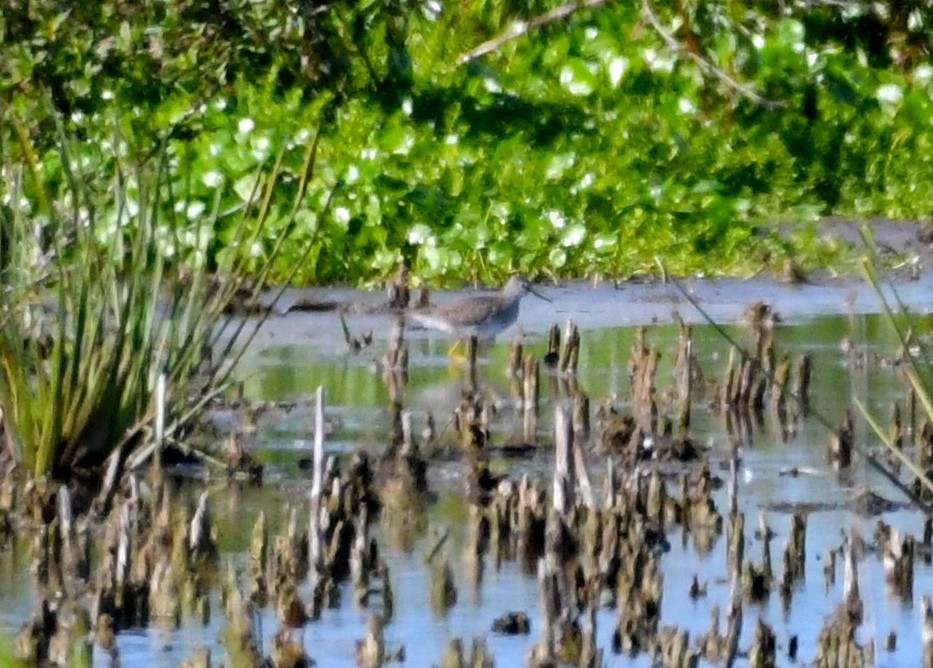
<box><xmin>857</xmin><ymin>230</ymin><xmax>933</xmax><ymax>497</ymax></box>
<box><xmin>0</xmin><ymin>117</ymin><xmax>325</xmax><ymax>479</ymax></box>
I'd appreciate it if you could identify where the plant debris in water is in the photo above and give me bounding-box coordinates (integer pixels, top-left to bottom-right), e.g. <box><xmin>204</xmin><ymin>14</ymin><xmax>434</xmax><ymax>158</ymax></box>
<box><xmin>5</xmin><ymin>292</ymin><xmax>933</xmax><ymax>666</ymax></box>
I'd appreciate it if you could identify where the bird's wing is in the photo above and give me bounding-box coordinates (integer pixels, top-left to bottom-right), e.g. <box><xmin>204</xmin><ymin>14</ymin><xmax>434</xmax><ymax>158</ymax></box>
<box><xmin>431</xmin><ymin>296</ymin><xmax>502</xmax><ymax>326</ymax></box>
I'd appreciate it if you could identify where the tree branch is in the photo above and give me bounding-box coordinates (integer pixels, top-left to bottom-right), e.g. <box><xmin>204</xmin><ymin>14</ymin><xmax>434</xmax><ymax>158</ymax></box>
<box><xmin>641</xmin><ymin>0</ymin><xmax>782</xmax><ymax>108</ymax></box>
<box><xmin>456</xmin><ymin>0</ymin><xmax>782</xmax><ymax>109</ymax></box>
<box><xmin>456</xmin><ymin>0</ymin><xmax>609</xmax><ymax>66</ymax></box>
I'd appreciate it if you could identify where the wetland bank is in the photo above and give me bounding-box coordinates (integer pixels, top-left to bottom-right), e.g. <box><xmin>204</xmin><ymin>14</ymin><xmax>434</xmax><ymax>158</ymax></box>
<box><xmin>5</xmin><ymin>0</ymin><xmax>933</xmax><ymax>665</ymax></box>
<box><xmin>4</xmin><ymin>270</ymin><xmax>933</xmax><ymax>667</ymax></box>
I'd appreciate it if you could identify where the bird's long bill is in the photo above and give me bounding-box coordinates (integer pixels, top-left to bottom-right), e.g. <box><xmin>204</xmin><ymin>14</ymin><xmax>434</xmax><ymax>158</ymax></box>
<box><xmin>528</xmin><ymin>285</ymin><xmax>552</xmax><ymax>303</ymax></box>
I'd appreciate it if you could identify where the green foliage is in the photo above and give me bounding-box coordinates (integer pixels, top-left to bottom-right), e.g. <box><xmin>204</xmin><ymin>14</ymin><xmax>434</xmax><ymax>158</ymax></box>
<box><xmin>0</xmin><ymin>119</ymin><xmax>319</xmax><ymax>478</ymax></box>
<box><xmin>3</xmin><ymin>0</ymin><xmax>933</xmax><ymax>284</ymax></box>
<box><xmin>0</xmin><ymin>633</ymin><xmax>27</xmax><ymax>668</ymax></box>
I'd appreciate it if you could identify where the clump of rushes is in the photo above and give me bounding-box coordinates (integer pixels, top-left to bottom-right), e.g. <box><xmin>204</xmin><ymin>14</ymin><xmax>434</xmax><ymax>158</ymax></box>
<box><xmin>0</xmin><ymin>116</ymin><xmax>327</xmax><ymax>482</ymax></box>
<box><xmin>856</xmin><ymin>228</ymin><xmax>933</xmax><ymax>499</ymax></box>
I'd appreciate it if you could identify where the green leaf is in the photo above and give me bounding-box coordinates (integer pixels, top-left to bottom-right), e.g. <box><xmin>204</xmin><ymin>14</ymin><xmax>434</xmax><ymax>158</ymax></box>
<box><xmin>559</xmin><ymin>59</ymin><xmax>599</xmax><ymax>96</ymax></box>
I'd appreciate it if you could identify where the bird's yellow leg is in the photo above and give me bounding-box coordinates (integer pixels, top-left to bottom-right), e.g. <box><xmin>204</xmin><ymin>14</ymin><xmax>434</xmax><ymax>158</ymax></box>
<box><xmin>447</xmin><ymin>339</ymin><xmax>464</xmax><ymax>358</ymax></box>
<box><xmin>446</xmin><ymin>336</ymin><xmax>477</xmax><ymax>367</ymax></box>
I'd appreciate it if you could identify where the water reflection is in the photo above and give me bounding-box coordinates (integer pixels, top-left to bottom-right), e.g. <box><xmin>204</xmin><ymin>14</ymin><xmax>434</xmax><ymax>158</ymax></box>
<box><xmin>1</xmin><ymin>313</ymin><xmax>932</xmax><ymax>666</ymax></box>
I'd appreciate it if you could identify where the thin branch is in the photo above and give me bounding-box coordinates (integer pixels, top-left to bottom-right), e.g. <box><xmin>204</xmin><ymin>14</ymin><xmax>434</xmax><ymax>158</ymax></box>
<box><xmin>456</xmin><ymin>0</ymin><xmax>609</xmax><ymax>66</ymax></box>
<box><xmin>641</xmin><ymin>0</ymin><xmax>781</xmax><ymax>108</ymax></box>
<box><xmin>457</xmin><ymin>0</ymin><xmax>780</xmax><ymax>108</ymax></box>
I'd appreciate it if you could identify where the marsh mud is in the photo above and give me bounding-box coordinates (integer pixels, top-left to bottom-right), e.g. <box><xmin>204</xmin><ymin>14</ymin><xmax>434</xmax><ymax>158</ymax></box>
<box><xmin>5</xmin><ymin>244</ymin><xmax>933</xmax><ymax>666</ymax></box>
<box><xmin>239</xmin><ymin>216</ymin><xmax>933</xmax><ymax>355</ymax></box>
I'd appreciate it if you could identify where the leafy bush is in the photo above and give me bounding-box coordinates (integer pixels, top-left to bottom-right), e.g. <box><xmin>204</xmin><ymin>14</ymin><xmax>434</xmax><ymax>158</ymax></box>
<box><xmin>2</xmin><ymin>0</ymin><xmax>932</xmax><ymax>284</ymax></box>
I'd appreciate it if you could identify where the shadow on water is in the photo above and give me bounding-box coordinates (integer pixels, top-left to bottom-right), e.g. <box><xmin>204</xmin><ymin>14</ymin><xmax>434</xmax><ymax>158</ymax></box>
<box><xmin>3</xmin><ymin>307</ymin><xmax>933</xmax><ymax>666</ymax></box>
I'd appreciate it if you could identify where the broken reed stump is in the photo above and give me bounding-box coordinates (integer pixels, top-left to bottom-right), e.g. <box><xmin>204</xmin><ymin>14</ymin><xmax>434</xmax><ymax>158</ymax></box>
<box><xmin>718</xmin><ymin>324</ymin><xmax>812</xmax><ymax>426</ymax></box>
<box><xmin>571</xmin><ymin>387</ymin><xmax>590</xmax><ymax>438</ymax></box>
<box><xmin>222</xmin><ymin>569</ymin><xmax>263</xmax><ymax>665</ymax></box>
<box><xmin>596</xmin><ymin>407</ymin><xmax>636</xmax><ymax>457</ymax></box>
<box><xmin>248</xmin><ymin>511</ymin><xmax>268</xmax><ymax>605</ymax></box>
<box><xmin>553</xmin><ymin>406</ymin><xmax>573</xmax><ymax>515</ymax></box>
<box><xmin>629</xmin><ymin>327</ymin><xmax>659</xmax><ymax>431</ymax></box>
<box><xmin>843</xmin><ymin>531</ymin><xmax>864</xmax><ymax>624</ymax></box>
<box><xmin>674</xmin><ymin>318</ymin><xmax>693</xmax><ymax>437</ymax></box>
<box><xmin>830</xmin><ymin>411</ymin><xmax>855</xmax><ymax>469</ymax></box>
<box><xmin>771</xmin><ymin>351</ymin><xmax>791</xmax><ymax>408</ymax></box>
<box><xmin>522</xmin><ymin>408</ymin><xmax>538</xmax><ymax>452</ymax></box>
<box><xmin>381</xmin><ymin>317</ymin><xmax>409</xmax><ymax>408</ymax></box>
<box><xmin>456</xmin><ymin>394</ymin><xmax>489</xmax><ymax>457</ymax></box>
<box><xmin>914</xmin><ymin>421</ymin><xmax>933</xmax><ymax>501</ymax></box>
<box><xmin>454</xmin><ymin>392</ymin><xmax>514</xmax><ymax>502</ymax></box>
<box><xmin>748</xmin><ymin>617</ymin><xmax>777</xmax><ymax>668</ymax></box>
<box><xmin>697</xmin><ymin>605</ymin><xmax>723</xmax><ymax>661</ymax></box>
<box><xmin>743</xmin><ymin>512</ymin><xmax>773</xmax><ymax>602</ymax></box>
<box><xmin>656</xmin><ymin>626</ymin><xmax>695</xmax><ymax>668</ymax></box>
<box><xmin>824</xmin><ymin>548</ymin><xmax>837</xmax><ymax>590</ymax></box>
<box><xmin>755</xmin><ymin>327</ymin><xmax>775</xmax><ymax>403</ymax></box>
<box><xmin>625</xmin><ymin>326</ymin><xmax>672</xmax><ymax>456</ymax></box>
<box><xmin>890</xmin><ymin>402</ymin><xmax>905</xmax><ymax>452</ymax></box>
<box><xmin>465</xmin><ymin>335</ymin><xmax>479</xmax><ymax>394</ymax></box>
<box><xmin>339</xmin><ymin>309</ymin><xmax>373</xmax><ymax>352</ymax></box>
<box><xmin>878</xmin><ymin>524</ymin><xmax>915</xmax><ymax>601</ymax></box>
<box><xmin>439</xmin><ymin>636</ymin><xmax>493</xmax><ymax>668</ymax></box>
<box><xmin>813</xmin><ymin>534</ymin><xmax>869</xmax><ymax>668</ymax></box>
<box><xmin>722</xmin><ymin>346</ymin><xmax>739</xmax><ymax>412</ymax></box>
<box><xmin>723</xmin><ymin>573</ymin><xmax>743</xmax><ymax>666</ymax></box>
<box><xmin>727</xmin><ymin>511</ymin><xmax>744</xmax><ymax>585</ymax></box>
<box><xmin>428</xmin><ymin>552</ymin><xmax>458</xmax><ymax>613</ymax></box>
<box><xmin>794</xmin><ymin>353</ymin><xmax>812</xmax><ymax>411</ymax></box>
<box><xmin>382</xmin><ymin>315</ymin><xmax>409</xmax><ymax>373</ymax></box>
<box><xmin>779</xmin><ymin>512</ymin><xmax>807</xmax><ymax>606</ymax></box>
<box><xmin>727</xmin><ymin>347</ymin><xmax>756</xmax><ymax>410</ymax></box>
<box><xmin>523</xmin><ymin>353</ymin><xmax>540</xmax><ymax>413</ymax></box>
<box><xmin>557</xmin><ymin>319</ymin><xmax>581</xmax><ymax>375</ymax></box>
<box><xmin>386</xmin><ymin>263</ymin><xmax>411</xmax><ymax>309</ymax></box>
<box><xmin>922</xmin><ymin>596</ymin><xmax>933</xmax><ymax>668</ymax></box>
<box><xmin>509</xmin><ymin>330</ymin><xmax>524</xmax><ymax>401</ymax></box>
<box><xmin>544</xmin><ymin>323</ymin><xmax>561</xmax><ymax>367</ymax></box>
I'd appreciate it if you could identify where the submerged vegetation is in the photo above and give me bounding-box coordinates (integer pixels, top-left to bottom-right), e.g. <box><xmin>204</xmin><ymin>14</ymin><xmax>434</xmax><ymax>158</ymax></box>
<box><xmin>3</xmin><ymin>0</ymin><xmax>933</xmax><ymax>284</ymax></box>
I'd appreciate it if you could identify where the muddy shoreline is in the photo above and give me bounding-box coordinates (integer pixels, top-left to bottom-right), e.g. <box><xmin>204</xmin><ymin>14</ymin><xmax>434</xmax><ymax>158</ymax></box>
<box><xmin>240</xmin><ymin>220</ymin><xmax>933</xmax><ymax>358</ymax></box>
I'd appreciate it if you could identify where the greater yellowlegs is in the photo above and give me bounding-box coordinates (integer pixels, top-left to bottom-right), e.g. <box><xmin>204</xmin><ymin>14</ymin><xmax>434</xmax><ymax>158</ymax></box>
<box><xmin>409</xmin><ymin>274</ymin><xmax>551</xmax><ymax>351</ymax></box>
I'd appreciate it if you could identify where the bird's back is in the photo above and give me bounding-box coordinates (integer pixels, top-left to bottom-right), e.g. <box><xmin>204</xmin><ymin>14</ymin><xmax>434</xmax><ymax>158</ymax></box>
<box><xmin>410</xmin><ymin>293</ymin><xmax>521</xmax><ymax>337</ymax></box>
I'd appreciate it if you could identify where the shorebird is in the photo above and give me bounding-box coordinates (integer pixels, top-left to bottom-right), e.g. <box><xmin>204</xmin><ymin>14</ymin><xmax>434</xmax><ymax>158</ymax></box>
<box><xmin>408</xmin><ymin>274</ymin><xmax>551</xmax><ymax>354</ymax></box>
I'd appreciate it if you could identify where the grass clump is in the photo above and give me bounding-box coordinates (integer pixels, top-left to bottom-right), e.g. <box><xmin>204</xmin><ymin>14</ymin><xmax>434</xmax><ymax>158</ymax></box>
<box><xmin>0</xmin><ymin>118</ymin><xmax>323</xmax><ymax>481</ymax></box>
<box><xmin>856</xmin><ymin>232</ymin><xmax>933</xmax><ymax>501</ymax></box>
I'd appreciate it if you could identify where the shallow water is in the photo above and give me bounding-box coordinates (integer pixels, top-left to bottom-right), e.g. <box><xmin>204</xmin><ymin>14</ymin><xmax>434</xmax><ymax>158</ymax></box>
<box><xmin>3</xmin><ymin>278</ymin><xmax>933</xmax><ymax>666</ymax></box>
<box><xmin>232</xmin><ymin>308</ymin><xmax>931</xmax><ymax>665</ymax></box>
